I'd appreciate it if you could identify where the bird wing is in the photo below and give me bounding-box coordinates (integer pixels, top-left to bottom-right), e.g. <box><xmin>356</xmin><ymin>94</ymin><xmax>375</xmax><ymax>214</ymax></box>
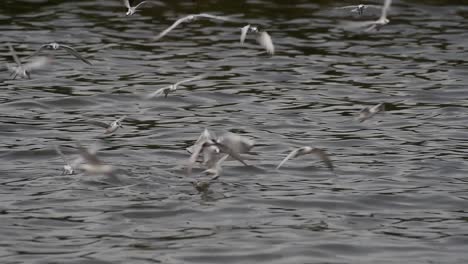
<box><xmin>77</xmin><ymin>143</ymin><xmax>102</xmax><ymax>165</ymax></box>
<box><xmin>196</xmin><ymin>13</ymin><xmax>233</xmax><ymax>21</ymax></box>
<box><xmin>380</xmin><ymin>0</ymin><xmax>392</xmax><ymax>21</ymax></box>
<box><xmin>117</xmin><ymin>115</ymin><xmax>127</xmax><ymax>122</ymax></box>
<box><xmin>174</xmin><ymin>74</ymin><xmax>205</xmax><ymax>87</ymax></box>
<box><xmin>257</xmin><ymin>31</ymin><xmax>275</xmax><ymax>55</ymax></box>
<box><xmin>123</xmin><ymin>0</ymin><xmax>131</xmax><ymax>9</ymax></box>
<box><xmin>54</xmin><ymin>145</ymin><xmax>71</xmax><ymax>165</ymax></box>
<box><xmin>8</xmin><ymin>44</ymin><xmax>23</xmax><ymax>67</ymax></box>
<box><xmin>23</xmin><ymin>56</ymin><xmax>51</xmax><ymax>71</ymax></box>
<box><xmin>153</xmin><ymin>15</ymin><xmax>193</xmax><ymax>41</ymax></box>
<box><xmin>335</xmin><ymin>5</ymin><xmax>358</xmax><ymax>10</ymax></box>
<box><xmin>145</xmin><ymin>86</ymin><xmax>170</xmax><ymax>99</ymax></box>
<box><xmin>24</xmin><ymin>44</ymin><xmax>50</xmax><ymax>60</ymax></box>
<box><xmin>276</xmin><ymin>148</ymin><xmax>300</xmax><ymax>169</ymax></box>
<box><xmin>187</xmin><ymin>141</ymin><xmax>206</xmax><ymax>175</ymax></box>
<box><xmin>240</xmin><ymin>25</ymin><xmax>250</xmax><ymax>44</ymax></box>
<box><xmin>311</xmin><ymin>148</ymin><xmax>334</xmax><ymax>171</ymax></box>
<box><xmin>134</xmin><ymin>0</ymin><xmax>148</xmax><ymax>9</ymax></box>
<box><xmin>370</xmin><ymin>103</ymin><xmax>385</xmax><ymax>114</ymax></box>
<box><xmin>60</xmin><ymin>44</ymin><xmax>92</xmax><ymax>65</ymax></box>
<box><xmin>88</xmin><ymin>120</ymin><xmax>110</xmax><ymax>128</ymax></box>
<box><xmin>215</xmin><ymin>142</ymin><xmax>248</xmax><ymax>167</ymax></box>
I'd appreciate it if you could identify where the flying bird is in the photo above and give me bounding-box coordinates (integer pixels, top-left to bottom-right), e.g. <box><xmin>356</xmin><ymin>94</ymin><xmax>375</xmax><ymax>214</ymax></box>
<box><xmin>88</xmin><ymin>116</ymin><xmax>126</xmax><ymax>134</ymax></box>
<box><xmin>357</xmin><ymin>103</ymin><xmax>385</xmax><ymax>122</ymax></box>
<box><xmin>123</xmin><ymin>0</ymin><xmax>148</xmax><ymax>16</ymax></box>
<box><xmin>153</xmin><ymin>13</ymin><xmax>234</xmax><ymax>41</ymax></box>
<box><xmin>336</xmin><ymin>4</ymin><xmax>381</xmax><ymax>15</ymax></box>
<box><xmin>276</xmin><ymin>146</ymin><xmax>334</xmax><ymax>171</ymax></box>
<box><xmin>240</xmin><ymin>25</ymin><xmax>275</xmax><ymax>55</ymax></box>
<box><xmin>6</xmin><ymin>44</ymin><xmax>52</xmax><ymax>79</ymax></box>
<box><xmin>146</xmin><ymin>74</ymin><xmax>205</xmax><ymax>99</ymax></box>
<box><xmin>26</xmin><ymin>42</ymin><xmax>92</xmax><ymax>65</ymax></box>
<box><xmin>345</xmin><ymin>0</ymin><xmax>392</xmax><ymax>31</ymax></box>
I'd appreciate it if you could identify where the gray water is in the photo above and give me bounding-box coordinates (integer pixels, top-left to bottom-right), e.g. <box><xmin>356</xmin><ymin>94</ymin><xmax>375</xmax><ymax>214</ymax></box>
<box><xmin>1</xmin><ymin>0</ymin><xmax>468</xmax><ymax>263</ymax></box>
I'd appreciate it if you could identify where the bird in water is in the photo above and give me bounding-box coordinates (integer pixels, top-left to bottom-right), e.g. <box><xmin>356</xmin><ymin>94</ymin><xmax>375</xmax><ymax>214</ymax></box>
<box><xmin>357</xmin><ymin>103</ymin><xmax>385</xmax><ymax>122</ymax></box>
<box><xmin>153</xmin><ymin>13</ymin><xmax>235</xmax><ymax>41</ymax></box>
<box><xmin>88</xmin><ymin>116</ymin><xmax>126</xmax><ymax>134</ymax></box>
<box><xmin>276</xmin><ymin>146</ymin><xmax>334</xmax><ymax>171</ymax></box>
<box><xmin>123</xmin><ymin>0</ymin><xmax>148</xmax><ymax>16</ymax></box>
<box><xmin>240</xmin><ymin>24</ymin><xmax>275</xmax><ymax>55</ymax></box>
<box><xmin>26</xmin><ymin>42</ymin><xmax>92</xmax><ymax>65</ymax></box>
<box><xmin>146</xmin><ymin>74</ymin><xmax>205</xmax><ymax>99</ymax></box>
<box><xmin>6</xmin><ymin>44</ymin><xmax>52</xmax><ymax>79</ymax></box>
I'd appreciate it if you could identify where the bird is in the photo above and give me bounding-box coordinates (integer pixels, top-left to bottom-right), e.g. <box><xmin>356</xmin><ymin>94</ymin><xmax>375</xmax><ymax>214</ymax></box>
<box><xmin>153</xmin><ymin>13</ymin><xmax>235</xmax><ymax>41</ymax></box>
<box><xmin>123</xmin><ymin>0</ymin><xmax>148</xmax><ymax>16</ymax></box>
<box><xmin>357</xmin><ymin>103</ymin><xmax>385</xmax><ymax>122</ymax></box>
<box><xmin>345</xmin><ymin>0</ymin><xmax>392</xmax><ymax>31</ymax></box>
<box><xmin>6</xmin><ymin>44</ymin><xmax>52</xmax><ymax>79</ymax></box>
<box><xmin>26</xmin><ymin>42</ymin><xmax>92</xmax><ymax>65</ymax></box>
<box><xmin>146</xmin><ymin>74</ymin><xmax>205</xmax><ymax>99</ymax></box>
<box><xmin>336</xmin><ymin>4</ymin><xmax>381</xmax><ymax>16</ymax></box>
<box><xmin>240</xmin><ymin>24</ymin><xmax>275</xmax><ymax>55</ymax></box>
<box><xmin>76</xmin><ymin>143</ymin><xmax>117</xmax><ymax>180</ymax></box>
<box><xmin>276</xmin><ymin>146</ymin><xmax>334</xmax><ymax>171</ymax></box>
<box><xmin>202</xmin><ymin>154</ymin><xmax>229</xmax><ymax>181</ymax></box>
<box><xmin>88</xmin><ymin>116</ymin><xmax>126</xmax><ymax>134</ymax></box>
<box><xmin>54</xmin><ymin>145</ymin><xmax>76</xmax><ymax>175</ymax></box>
<box><xmin>187</xmin><ymin>129</ymin><xmax>251</xmax><ymax>175</ymax></box>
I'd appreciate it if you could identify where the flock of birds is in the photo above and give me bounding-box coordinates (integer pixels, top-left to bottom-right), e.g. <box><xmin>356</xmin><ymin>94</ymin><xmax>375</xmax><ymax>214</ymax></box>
<box><xmin>5</xmin><ymin>0</ymin><xmax>393</xmax><ymax>191</ymax></box>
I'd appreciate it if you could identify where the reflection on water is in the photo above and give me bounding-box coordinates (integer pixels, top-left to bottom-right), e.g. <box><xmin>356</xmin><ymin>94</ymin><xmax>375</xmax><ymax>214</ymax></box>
<box><xmin>1</xmin><ymin>0</ymin><xmax>468</xmax><ymax>263</ymax></box>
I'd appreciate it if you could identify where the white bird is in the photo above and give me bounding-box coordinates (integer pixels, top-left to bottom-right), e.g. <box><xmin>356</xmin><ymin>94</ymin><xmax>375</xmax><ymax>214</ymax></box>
<box><xmin>7</xmin><ymin>44</ymin><xmax>52</xmax><ymax>79</ymax></box>
<box><xmin>146</xmin><ymin>74</ymin><xmax>205</xmax><ymax>99</ymax></box>
<box><xmin>123</xmin><ymin>0</ymin><xmax>148</xmax><ymax>16</ymax></box>
<box><xmin>203</xmin><ymin>154</ymin><xmax>229</xmax><ymax>181</ymax></box>
<box><xmin>276</xmin><ymin>146</ymin><xmax>334</xmax><ymax>171</ymax></box>
<box><xmin>346</xmin><ymin>0</ymin><xmax>392</xmax><ymax>31</ymax></box>
<box><xmin>357</xmin><ymin>103</ymin><xmax>385</xmax><ymax>122</ymax></box>
<box><xmin>76</xmin><ymin>143</ymin><xmax>116</xmax><ymax>178</ymax></box>
<box><xmin>336</xmin><ymin>4</ymin><xmax>381</xmax><ymax>15</ymax></box>
<box><xmin>26</xmin><ymin>42</ymin><xmax>92</xmax><ymax>65</ymax></box>
<box><xmin>88</xmin><ymin>116</ymin><xmax>126</xmax><ymax>134</ymax></box>
<box><xmin>240</xmin><ymin>25</ymin><xmax>275</xmax><ymax>55</ymax></box>
<box><xmin>54</xmin><ymin>145</ymin><xmax>76</xmax><ymax>175</ymax></box>
<box><xmin>153</xmin><ymin>13</ymin><xmax>234</xmax><ymax>41</ymax></box>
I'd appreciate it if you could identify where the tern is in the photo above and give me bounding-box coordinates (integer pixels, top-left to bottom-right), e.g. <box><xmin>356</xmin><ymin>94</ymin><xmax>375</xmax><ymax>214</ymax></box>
<box><xmin>7</xmin><ymin>44</ymin><xmax>52</xmax><ymax>79</ymax></box>
<box><xmin>76</xmin><ymin>143</ymin><xmax>116</xmax><ymax>178</ymax></box>
<box><xmin>153</xmin><ymin>13</ymin><xmax>234</xmax><ymax>41</ymax></box>
<box><xmin>54</xmin><ymin>145</ymin><xmax>76</xmax><ymax>175</ymax></box>
<box><xmin>26</xmin><ymin>42</ymin><xmax>92</xmax><ymax>65</ymax></box>
<box><xmin>336</xmin><ymin>4</ymin><xmax>380</xmax><ymax>15</ymax></box>
<box><xmin>346</xmin><ymin>0</ymin><xmax>392</xmax><ymax>31</ymax></box>
<box><xmin>88</xmin><ymin>116</ymin><xmax>126</xmax><ymax>134</ymax></box>
<box><xmin>146</xmin><ymin>74</ymin><xmax>205</xmax><ymax>99</ymax></box>
<box><xmin>123</xmin><ymin>0</ymin><xmax>148</xmax><ymax>16</ymax></box>
<box><xmin>240</xmin><ymin>25</ymin><xmax>275</xmax><ymax>55</ymax></box>
<box><xmin>187</xmin><ymin>129</ymin><xmax>252</xmax><ymax>175</ymax></box>
<box><xmin>357</xmin><ymin>103</ymin><xmax>385</xmax><ymax>122</ymax></box>
<box><xmin>276</xmin><ymin>146</ymin><xmax>334</xmax><ymax>171</ymax></box>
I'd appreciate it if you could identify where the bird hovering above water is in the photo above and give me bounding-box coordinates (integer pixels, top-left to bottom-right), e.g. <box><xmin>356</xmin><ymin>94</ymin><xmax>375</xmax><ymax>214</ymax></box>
<box><xmin>276</xmin><ymin>146</ymin><xmax>334</xmax><ymax>171</ymax></box>
<box><xmin>345</xmin><ymin>0</ymin><xmax>392</xmax><ymax>31</ymax></box>
<box><xmin>153</xmin><ymin>13</ymin><xmax>235</xmax><ymax>41</ymax></box>
<box><xmin>26</xmin><ymin>42</ymin><xmax>92</xmax><ymax>65</ymax></box>
<box><xmin>123</xmin><ymin>0</ymin><xmax>148</xmax><ymax>16</ymax></box>
<box><xmin>357</xmin><ymin>103</ymin><xmax>385</xmax><ymax>122</ymax></box>
<box><xmin>240</xmin><ymin>24</ymin><xmax>275</xmax><ymax>55</ymax></box>
<box><xmin>88</xmin><ymin>116</ymin><xmax>126</xmax><ymax>134</ymax></box>
<box><xmin>145</xmin><ymin>74</ymin><xmax>206</xmax><ymax>99</ymax></box>
<box><xmin>336</xmin><ymin>4</ymin><xmax>380</xmax><ymax>16</ymax></box>
<box><xmin>6</xmin><ymin>44</ymin><xmax>52</xmax><ymax>79</ymax></box>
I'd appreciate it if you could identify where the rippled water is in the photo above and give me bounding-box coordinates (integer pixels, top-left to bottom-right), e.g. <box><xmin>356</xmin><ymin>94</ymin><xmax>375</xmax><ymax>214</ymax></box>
<box><xmin>1</xmin><ymin>0</ymin><xmax>468</xmax><ymax>263</ymax></box>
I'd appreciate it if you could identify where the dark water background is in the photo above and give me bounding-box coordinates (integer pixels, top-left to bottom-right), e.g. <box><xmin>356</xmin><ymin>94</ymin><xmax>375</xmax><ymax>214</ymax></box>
<box><xmin>1</xmin><ymin>0</ymin><xmax>468</xmax><ymax>263</ymax></box>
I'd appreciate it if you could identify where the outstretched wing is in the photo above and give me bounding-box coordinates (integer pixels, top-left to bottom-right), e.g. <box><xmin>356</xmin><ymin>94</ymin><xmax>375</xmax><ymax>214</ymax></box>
<box><xmin>88</xmin><ymin>120</ymin><xmax>109</xmax><ymax>129</ymax></box>
<box><xmin>123</xmin><ymin>0</ymin><xmax>131</xmax><ymax>9</ymax></box>
<box><xmin>8</xmin><ymin>44</ymin><xmax>23</xmax><ymax>67</ymax></box>
<box><xmin>60</xmin><ymin>44</ymin><xmax>92</xmax><ymax>65</ymax></box>
<box><xmin>240</xmin><ymin>25</ymin><xmax>250</xmax><ymax>44</ymax></box>
<box><xmin>145</xmin><ymin>86</ymin><xmax>170</xmax><ymax>99</ymax></box>
<box><xmin>276</xmin><ymin>148</ymin><xmax>300</xmax><ymax>169</ymax></box>
<box><xmin>311</xmin><ymin>148</ymin><xmax>334</xmax><ymax>171</ymax></box>
<box><xmin>380</xmin><ymin>0</ymin><xmax>392</xmax><ymax>21</ymax></box>
<box><xmin>195</xmin><ymin>13</ymin><xmax>234</xmax><ymax>21</ymax></box>
<box><xmin>257</xmin><ymin>31</ymin><xmax>275</xmax><ymax>55</ymax></box>
<box><xmin>187</xmin><ymin>141</ymin><xmax>206</xmax><ymax>175</ymax></box>
<box><xmin>134</xmin><ymin>0</ymin><xmax>148</xmax><ymax>9</ymax></box>
<box><xmin>153</xmin><ymin>15</ymin><xmax>193</xmax><ymax>41</ymax></box>
<box><xmin>174</xmin><ymin>74</ymin><xmax>205</xmax><ymax>87</ymax></box>
<box><xmin>215</xmin><ymin>142</ymin><xmax>248</xmax><ymax>167</ymax></box>
<box><xmin>24</xmin><ymin>44</ymin><xmax>50</xmax><ymax>60</ymax></box>
<box><xmin>77</xmin><ymin>143</ymin><xmax>102</xmax><ymax>165</ymax></box>
<box><xmin>54</xmin><ymin>145</ymin><xmax>71</xmax><ymax>165</ymax></box>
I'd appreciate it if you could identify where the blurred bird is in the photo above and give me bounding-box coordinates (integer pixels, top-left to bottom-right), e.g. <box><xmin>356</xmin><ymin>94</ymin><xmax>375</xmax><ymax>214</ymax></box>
<box><xmin>26</xmin><ymin>42</ymin><xmax>92</xmax><ymax>65</ymax></box>
<box><xmin>153</xmin><ymin>13</ymin><xmax>235</xmax><ymax>41</ymax></box>
<box><xmin>357</xmin><ymin>103</ymin><xmax>385</xmax><ymax>122</ymax></box>
<box><xmin>240</xmin><ymin>24</ymin><xmax>275</xmax><ymax>55</ymax></box>
<box><xmin>146</xmin><ymin>74</ymin><xmax>205</xmax><ymax>99</ymax></box>
<box><xmin>123</xmin><ymin>0</ymin><xmax>148</xmax><ymax>16</ymax></box>
<box><xmin>88</xmin><ymin>116</ymin><xmax>126</xmax><ymax>134</ymax></box>
<box><xmin>336</xmin><ymin>4</ymin><xmax>381</xmax><ymax>15</ymax></box>
<box><xmin>7</xmin><ymin>44</ymin><xmax>52</xmax><ymax>79</ymax></box>
<box><xmin>76</xmin><ymin>143</ymin><xmax>116</xmax><ymax>179</ymax></box>
<box><xmin>276</xmin><ymin>146</ymin><xmax>334</xmax><ymax>171</ymax></box>
<box><xmin>345</xmin><ymin>0</ymin><xmax>392</xmax><ymax>31</ymax></box>
<box><xmin>54</xmin><ymin>145</ymin><xmax>76</xmax><ymax>175</ymax></box>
